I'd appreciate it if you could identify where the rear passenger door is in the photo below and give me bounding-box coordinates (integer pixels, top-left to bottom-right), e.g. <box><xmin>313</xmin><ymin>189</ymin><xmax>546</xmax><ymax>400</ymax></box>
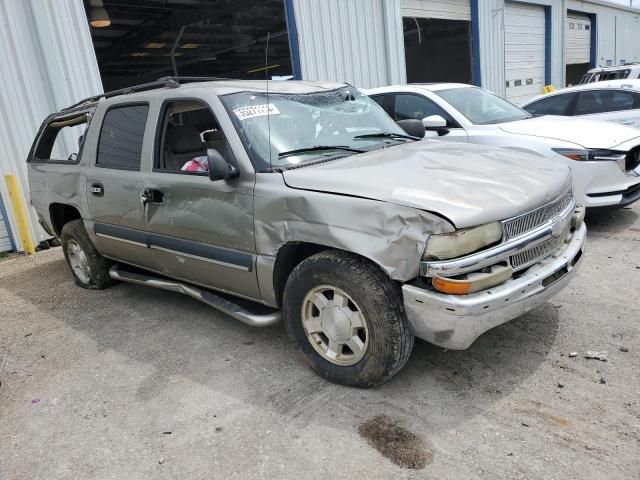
<box><xmin>85</xmin><ymin>102</ymin><xmax>158</xmax><ymax>270</ymax></box>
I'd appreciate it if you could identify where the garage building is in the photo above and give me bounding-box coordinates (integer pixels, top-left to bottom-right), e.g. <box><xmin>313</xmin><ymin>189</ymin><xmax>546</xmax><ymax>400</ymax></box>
<box><xmin>1</xmin><ymin>0</ymin><xmax>639</xmax><ymax>253</ymax></box>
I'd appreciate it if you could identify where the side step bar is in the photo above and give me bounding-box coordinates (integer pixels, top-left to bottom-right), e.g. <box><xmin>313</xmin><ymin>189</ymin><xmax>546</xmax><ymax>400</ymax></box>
<box><xmin>109</xmin><ymin>265</ymin><xmax>281</xmax><ymax>327</ymax></box>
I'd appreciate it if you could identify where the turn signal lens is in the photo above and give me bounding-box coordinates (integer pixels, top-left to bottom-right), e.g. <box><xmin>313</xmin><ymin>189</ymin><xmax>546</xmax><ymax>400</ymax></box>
<box><xmin>432</xmin><ymin>276</ymin><xmax>472</xmax><ymax>295</ymax></box>
<box><xmin>432</xmin><ymin>265</ymin><xmax>513</xmax><ymax>295</ymax></box>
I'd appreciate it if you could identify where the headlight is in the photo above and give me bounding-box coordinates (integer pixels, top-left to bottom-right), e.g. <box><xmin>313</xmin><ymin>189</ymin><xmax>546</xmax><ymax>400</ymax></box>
<box><xmin>552</xmin><ymin>148</ymin><xmax>626</xmax><ymax>162</ymax></box>
<box><xmin>423</xmin><ymin>222</ymin><xmax>503</xmax><ymax>260</ymax></box>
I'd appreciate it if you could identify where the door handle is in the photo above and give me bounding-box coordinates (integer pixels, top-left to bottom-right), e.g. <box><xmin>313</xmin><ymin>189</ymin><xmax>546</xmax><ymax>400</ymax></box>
<box><xmin>90</xmin><ymin>183</ymin><xmax>104</xmax><ymax>197</ymax></box>
<box><xmin>141</xmin><ymin>187</ymin><xmax>164</xmax><ymax>205</ymax></box>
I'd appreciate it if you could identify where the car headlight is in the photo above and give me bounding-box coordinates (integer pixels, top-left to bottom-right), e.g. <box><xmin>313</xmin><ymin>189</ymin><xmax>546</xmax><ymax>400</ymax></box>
<box><xmin>552</xmin><ymin>148</ymin><xmax>626</xmax><ymax>161</ymax></box>
<box><xmin>423</xmin><ymin>222</ymin><xmax>503</xmax><ymax>261</ymax></box>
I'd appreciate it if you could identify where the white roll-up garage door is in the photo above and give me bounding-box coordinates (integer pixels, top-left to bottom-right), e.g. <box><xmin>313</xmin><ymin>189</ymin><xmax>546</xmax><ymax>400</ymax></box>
<box><xmin>401</xmin><ymin>0</ymin><xmax>471</xmax><ymax>21</ymax></box>
<box><xmin>504</xmin><ymin>2</ymin><xmax>546</xmax><ymax>105</ymax></box>
<box><xmin>566</xmin><ymin>13</ymin><xmax>591</xmax><ymax>65</ymax></box>
<box><xmin>0</xmin><ymin>195</ymin><xmax>13</xmax><ymax>253</ymax></box>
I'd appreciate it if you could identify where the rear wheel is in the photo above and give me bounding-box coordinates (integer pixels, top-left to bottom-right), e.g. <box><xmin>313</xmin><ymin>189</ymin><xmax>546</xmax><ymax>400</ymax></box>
<box><xmin>60</xmin><ymin>219</ymin><xmax>115</xmax><ymax>289</ymax></box>
<box><xmin>283</xmin><ymin>250</ymin><xmax>414</xmax><ymax>387</ymax></box>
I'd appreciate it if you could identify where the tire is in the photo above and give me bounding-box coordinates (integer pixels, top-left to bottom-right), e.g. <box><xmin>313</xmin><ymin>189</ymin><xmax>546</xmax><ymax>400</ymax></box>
<box><xmin>60</xmin><ymin>219</ymin><xmax>115</xmax><ymax>290</ymax></box>
<box><xmin>283</xmin><ymin>250</ymin><xmax>414</xmax><ymax>387</ymax></box>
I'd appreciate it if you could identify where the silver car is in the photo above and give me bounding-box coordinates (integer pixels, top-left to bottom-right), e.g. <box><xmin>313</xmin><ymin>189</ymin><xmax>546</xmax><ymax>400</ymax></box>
<box><xmin>27</xmin><ymin>78</ymin><xmax>586</xmax><ymax>386</ymax></box>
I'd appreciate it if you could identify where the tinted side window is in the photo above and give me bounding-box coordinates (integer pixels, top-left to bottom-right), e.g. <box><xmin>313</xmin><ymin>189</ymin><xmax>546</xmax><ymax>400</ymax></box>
<box><xmin>575</xmin><ymin>90</ymin><xmax>636</xmax><ymax>115</ymax></box>
<box><xmin>97</xmin><ymin>104</ymin><xmax>148</xmax><ymax>170</ymax></box>
<box><xmin>370</xmin><ymin>95</ymin><xmax>385</xmax><ymax>107</ymax></box>
<box><xmin>393</xmin><ymin>94</ymin><xmax>456</xmax><ymax>126</ymax></box>
<box><xmin>524</xmin><ymin>93</ymin><xmax>575</xmax><ymax>116</ymax></box>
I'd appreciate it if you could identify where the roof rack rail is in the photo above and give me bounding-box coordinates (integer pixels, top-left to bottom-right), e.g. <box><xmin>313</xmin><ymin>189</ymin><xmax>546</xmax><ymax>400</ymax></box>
<box><xmin>62</xmin><ymin>76</ymin><xmax>232</xmax><ymax>112</ymax></box>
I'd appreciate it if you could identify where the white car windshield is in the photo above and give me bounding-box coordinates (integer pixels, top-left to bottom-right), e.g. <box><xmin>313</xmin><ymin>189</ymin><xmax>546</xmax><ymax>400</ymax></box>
<box><xmin>437</xmin><ymin>87</ymin><xmax>531</xmax><ymax>125</ymax></box>
<box><xmin>221</xmin><ymin>87</ymin><xmax>412</xmax><ymax>170</ymax></box>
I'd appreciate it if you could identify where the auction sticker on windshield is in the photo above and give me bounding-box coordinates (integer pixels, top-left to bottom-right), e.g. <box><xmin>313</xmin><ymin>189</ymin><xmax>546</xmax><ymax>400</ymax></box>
<box><xmin>233</xmin><ymin>104</ymin><xmax>280</xmax><ymax>120</ymax></box>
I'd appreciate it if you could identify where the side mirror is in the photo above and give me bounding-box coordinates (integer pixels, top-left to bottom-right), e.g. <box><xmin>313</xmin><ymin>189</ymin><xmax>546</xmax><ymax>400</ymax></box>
<box><xmin>422</xmin><ymin>115</ymin><xmax>448</xmax><ymax>129</ymax></box>
<box><xmin>207</xmin><ymin>148</ymin><xmax>238</xmax><ymax>181</ymax></box>
<box><xmin>396</xmin><ymin>119</ymin><xmax>426</xmax><ymax>139</ymax></box>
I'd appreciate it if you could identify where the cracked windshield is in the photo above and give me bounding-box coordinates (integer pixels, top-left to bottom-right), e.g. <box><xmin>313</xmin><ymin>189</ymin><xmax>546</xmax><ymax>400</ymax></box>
<box><xmin>222</xmin><ymin>86</ymin><xmax>412</xmax><ymax>170</ymax></box>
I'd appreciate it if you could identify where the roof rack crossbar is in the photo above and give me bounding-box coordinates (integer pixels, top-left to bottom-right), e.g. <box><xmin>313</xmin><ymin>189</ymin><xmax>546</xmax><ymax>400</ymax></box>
<box><xmin>62</xmin><ymin>76</ymin><xmax>233</xmax><ymax>111</ymax></box>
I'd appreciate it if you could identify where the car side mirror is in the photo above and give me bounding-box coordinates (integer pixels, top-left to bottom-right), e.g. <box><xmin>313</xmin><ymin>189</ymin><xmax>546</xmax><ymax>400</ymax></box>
<box><xmin>422</xmin><ymin>115</ymin><xmax>449</xmax><ymax>136</ymax></box>
<box><xmin>207</xmin><ymin>148</ymin><xmax>238</xmax><ymax>181</ymax></box>
<box><xmin>396</xmin><ymin>119</ymin><xmax>426</xmax><ymax>139</ymax></box>
<box><xmin>422</xmin><ymin>115</ymin><xmax>448</xmax><ymax>129</ymax></box>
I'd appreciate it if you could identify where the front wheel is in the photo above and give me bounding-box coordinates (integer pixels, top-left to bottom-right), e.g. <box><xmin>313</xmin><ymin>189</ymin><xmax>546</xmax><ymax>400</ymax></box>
<box><xmin>283</xmin><ymin>250</ymin><xmax>414</xmax><ymax>387</ymax></box>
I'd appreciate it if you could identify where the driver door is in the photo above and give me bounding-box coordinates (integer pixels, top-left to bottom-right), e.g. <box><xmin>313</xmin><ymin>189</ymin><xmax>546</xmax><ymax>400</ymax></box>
<box><xmin>141</xmin><ymin>98</ymin><xmax>260</xmax><ymax>299</ymax></box>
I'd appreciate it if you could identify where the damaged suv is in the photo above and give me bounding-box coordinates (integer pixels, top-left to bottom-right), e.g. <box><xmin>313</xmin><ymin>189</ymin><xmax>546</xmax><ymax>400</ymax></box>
<box><xmin>28</xmin><ymin>78</ymin><xmax>586</xmax><ymax>386</ymax></box>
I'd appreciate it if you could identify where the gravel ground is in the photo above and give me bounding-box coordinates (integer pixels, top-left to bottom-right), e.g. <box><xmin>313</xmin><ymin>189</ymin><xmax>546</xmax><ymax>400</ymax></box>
<box><xmin>1</xmin><ymin>206</ymin><xmax>639</xmax><ymax>480</ymax></box>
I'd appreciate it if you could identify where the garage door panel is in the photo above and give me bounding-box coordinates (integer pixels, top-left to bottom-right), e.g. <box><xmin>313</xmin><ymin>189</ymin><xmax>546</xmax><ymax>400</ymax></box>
<box><xmin>401</xmin><ymin>0</ymin><xmax>471</xmax><ymax>21</ymax></box>
<box><xmin>566</xmin><ymin>13</ymin><xmax>591</xmax><ymax>65</ymax></box>
<box><xmin>505</xmin><ymin>2</ymin><xmax>546</xmax><ymax>104</ymax></box>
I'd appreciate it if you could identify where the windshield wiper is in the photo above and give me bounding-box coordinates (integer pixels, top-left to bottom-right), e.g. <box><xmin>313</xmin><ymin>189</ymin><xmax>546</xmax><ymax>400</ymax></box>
<box><xmin>277</xmin><ymin>145</ymin><xmax>365</xmax><ymax>158</ymax></box>
<box><xmin>353</xmin><ymin>132</ymin><xmax>418</xmax><ymax>141</ymax></box>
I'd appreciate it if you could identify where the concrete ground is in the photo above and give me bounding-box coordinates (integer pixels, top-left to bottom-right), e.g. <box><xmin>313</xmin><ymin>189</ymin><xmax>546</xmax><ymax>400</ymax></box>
<box><xmin>1</xmin><ymin>206</ymin><xmax>639</xmax><ymax>480</ymax></box>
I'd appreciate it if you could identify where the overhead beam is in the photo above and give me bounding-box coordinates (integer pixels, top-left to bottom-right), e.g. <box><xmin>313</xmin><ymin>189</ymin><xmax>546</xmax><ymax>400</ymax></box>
<box><xmin>98</xmin><ymin>0</ymin><xmax>257</xmax><ymax>64</ymax></box>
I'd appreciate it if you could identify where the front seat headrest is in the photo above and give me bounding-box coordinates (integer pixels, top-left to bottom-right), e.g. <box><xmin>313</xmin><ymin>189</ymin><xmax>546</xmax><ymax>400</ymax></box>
<box><xmin>166</xmin><ymin>125</ymin><xmax>203</xmax><ymax>154</ymax></box>
<box><xmin>203</xmin><ymin>130</ymin><xmax>225</xmax><ymax>142</ymax></box>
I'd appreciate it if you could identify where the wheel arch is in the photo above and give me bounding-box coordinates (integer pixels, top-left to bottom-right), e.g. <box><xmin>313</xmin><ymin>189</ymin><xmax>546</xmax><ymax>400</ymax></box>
<box><xmin>49</xmin><ymin>203</ymin><xmax>82</xmax><ymax>236</ymax></box>
<box><xmin>271</xmin><ymin>242</ymin><xmax>393</xmax><ymax>309</ymax></box>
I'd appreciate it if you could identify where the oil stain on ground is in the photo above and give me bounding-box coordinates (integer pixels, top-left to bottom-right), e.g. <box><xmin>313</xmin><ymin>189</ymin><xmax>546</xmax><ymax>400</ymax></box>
<box><xmin>358</xmin><ymin>415</ymin><xmax>432</xmax><ymax>469</ymax></box>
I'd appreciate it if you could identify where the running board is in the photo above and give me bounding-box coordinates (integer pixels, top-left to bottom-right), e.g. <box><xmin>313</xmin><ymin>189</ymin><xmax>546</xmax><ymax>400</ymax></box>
<box><xmin>109</xmin><ymin>265</ymin><xmax>281</xmax><ymax>327</ymax></box>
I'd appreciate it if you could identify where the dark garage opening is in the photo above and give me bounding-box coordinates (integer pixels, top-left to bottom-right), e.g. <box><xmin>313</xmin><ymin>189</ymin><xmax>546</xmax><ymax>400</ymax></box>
<box><xmin>403</xmin><ymin>17</ymin><xmax>472</xmax><ymax>84</ymax></box>
<box><xmin>566</xmin><ymin>62</ymin><xmax>591</xmax><ymax>86</ymax></box>
<box><xmin>83</xmin><ymin>0</ymin><xmax>294</xmax><ymax>91</ymax></box>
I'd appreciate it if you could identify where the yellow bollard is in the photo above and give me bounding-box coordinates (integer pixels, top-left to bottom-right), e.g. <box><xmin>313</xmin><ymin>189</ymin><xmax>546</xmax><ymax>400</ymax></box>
<box><xmin>4</xmin><ymin>174</ymin><xmax>36</xmax><ymax>254</ymax></box>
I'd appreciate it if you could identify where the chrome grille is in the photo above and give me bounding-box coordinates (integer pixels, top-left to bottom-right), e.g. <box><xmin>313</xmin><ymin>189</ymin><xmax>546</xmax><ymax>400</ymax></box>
<box><xmin>510</xmin><ymin>234</ymin><xmax>567</xmax><ymax>271</ymax></box>
<box><xmin>503</xmin><ymin>188</ymin><xmax>574</xmax><ymax>240</ymax></box>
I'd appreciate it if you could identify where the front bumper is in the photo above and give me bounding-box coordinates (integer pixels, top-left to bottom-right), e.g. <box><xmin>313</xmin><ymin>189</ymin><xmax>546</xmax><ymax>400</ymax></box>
<box><xmin>568</xmin><ymin>158</ymin><xmax>640</xmax><ymax>208</ymax></box>
<box><xmin>402</xmin><ymin>222</ymin><xmax>586</xmax><ymax>350</ymax></box>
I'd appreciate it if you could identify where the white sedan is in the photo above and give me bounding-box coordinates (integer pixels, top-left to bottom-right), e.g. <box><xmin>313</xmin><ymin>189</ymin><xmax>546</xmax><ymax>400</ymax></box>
<box><xmin>366</xmin><ymin>84</ymin><xmax>640</xmax><ymax>208</ymax></box>
<box><xmin>521</xmin><ymin>80</ymin><xmax>640</xmax><ymax>130</ymax></box>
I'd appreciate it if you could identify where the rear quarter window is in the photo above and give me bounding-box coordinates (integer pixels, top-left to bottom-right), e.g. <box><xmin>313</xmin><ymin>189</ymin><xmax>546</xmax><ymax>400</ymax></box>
<box><xmin>96</xmin><ymin>104</ymin><xmax>149</xmax><ymax>170</ymax></box>
<box><xmin>31</xmin><ymin>113</ymin><xmax>90</xmax><ymax>163</ymax></box>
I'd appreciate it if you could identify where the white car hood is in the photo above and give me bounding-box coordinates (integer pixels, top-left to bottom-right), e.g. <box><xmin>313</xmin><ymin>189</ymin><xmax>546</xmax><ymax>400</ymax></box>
<box><xmin>499</xmin><ymin>116</ymin><xmax>640</xmax><ymax>149</ymax></box>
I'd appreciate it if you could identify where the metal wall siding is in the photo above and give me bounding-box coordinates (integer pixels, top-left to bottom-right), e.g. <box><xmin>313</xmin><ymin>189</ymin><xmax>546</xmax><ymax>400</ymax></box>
<box><xmin>476</xmin><ymin>0</ymin><xmax>506</xmax><ymax>96</ymax></box>
<box><xmin>567</xmin><ymin>0</ymin><xmax>640</xmax><ymax>66</ymax></box>
<box><xmin>401</xmin><ymin>0</ymin><xmax>471</xmax><ymax>21</ymax></box>
<box><xmin>0</xmin><ymin>0</ymin><xmax>102</xmax><ymax>250</ymax></box>
<box><xmin>292</xmin><ymin>0</ymin><xmax>405</xmax><ymax>88</ymax></box>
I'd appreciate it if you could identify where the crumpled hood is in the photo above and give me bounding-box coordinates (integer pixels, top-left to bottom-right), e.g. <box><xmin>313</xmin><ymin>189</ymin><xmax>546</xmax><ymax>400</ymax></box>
<box><xmin>499</xmin><ymin>116</ymin><xmax>640</xmax><ymax>149</ymax></box>
<box><xmin>282</xmin><ymin>141</ymin><xmax>572</xmax><ymax>228</ymax></box>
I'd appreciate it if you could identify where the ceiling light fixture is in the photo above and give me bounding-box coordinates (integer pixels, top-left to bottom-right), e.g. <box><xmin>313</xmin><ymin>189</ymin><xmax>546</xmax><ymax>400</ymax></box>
<box><xmin>89</xmin><ymin>0</ymin><xmax>111</xmax><ymax>28</ymax></box>
<box><xmin>145</xmin><ymin>42</ymin><xmax>167</xmax><ymax>49</ymax></box>
<box><xmin>181</xmin><ymin>43</ymin><xmax>201</xmax><ymax>49</ymax></box>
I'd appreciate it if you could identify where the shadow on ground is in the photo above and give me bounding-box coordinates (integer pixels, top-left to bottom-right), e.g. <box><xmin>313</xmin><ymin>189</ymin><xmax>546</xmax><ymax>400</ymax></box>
<box><xmin>586</xmin><ymin>206</ymin><xmax>639</xmax><ymax>235</ymax></box>
<box><xmin>3</xmin><ymin>255</ymin><xmax>560</xmax><ymax>433</ymax></box>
